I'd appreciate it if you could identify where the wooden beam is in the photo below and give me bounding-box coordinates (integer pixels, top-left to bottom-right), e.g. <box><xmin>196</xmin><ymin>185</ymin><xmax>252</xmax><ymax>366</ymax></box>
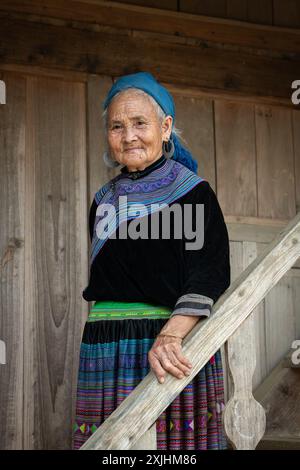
<box><xmin>0</xmin><ymin>16</ymin><xmax>299</xmax><ymax>103</ymax></box>
<box><xmin>0</xmin><ymin>63</ymin><xmax>88</xmax><ymax>82</ymax></box>
<box><xmin>0</xmin><ymin>63</ymin><xmax>298</xmax><ymax>108</ymax></box>
<box><xmin>0</xmin><ymin>0</ymin><xmax>300</xmax><ymax>55</ymax></box>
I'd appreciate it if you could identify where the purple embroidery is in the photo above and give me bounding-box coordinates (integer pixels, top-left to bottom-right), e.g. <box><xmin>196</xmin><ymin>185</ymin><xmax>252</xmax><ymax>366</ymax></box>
<box><xmin>90</xmin><ymin>159</ymin><xmax>205</xmax><ymax>266</ymax></box>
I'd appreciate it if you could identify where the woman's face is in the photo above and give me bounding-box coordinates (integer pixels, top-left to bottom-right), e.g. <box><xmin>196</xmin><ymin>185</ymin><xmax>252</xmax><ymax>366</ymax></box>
<box><xmin>106</xmin><ymin>90</ymin><xmax>172</xmax><ymax>172</ymax></box>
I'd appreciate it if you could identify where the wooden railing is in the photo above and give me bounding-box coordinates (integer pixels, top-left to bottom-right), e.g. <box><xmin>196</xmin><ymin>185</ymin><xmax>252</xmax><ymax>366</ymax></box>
<box><xmin>80</xmin><ymin>211</ymin><xmax>300</xmax><ymax>450</ymax></box>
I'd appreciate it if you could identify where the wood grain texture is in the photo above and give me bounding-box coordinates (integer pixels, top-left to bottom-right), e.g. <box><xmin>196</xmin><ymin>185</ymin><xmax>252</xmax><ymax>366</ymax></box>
<box><xmin>263</xmin><ymin>368</ymin><xmax>300</xmax><ymax>439</ymax></box>
<box><xmin>86</xmin><ymin>75</ymin><xmax>117</xmax><ymax>314</ymax></box>
<box><xmin>0</xmin><ymin>63</ymin><xmax>88</xmax><ymax>82</ymax></box>
<box><xmin>0</xmin><ymin>64</ymin><xmax>294</xmax><ymax>109</ymax></box>
<box><xmin>273</xmin><ymin>0</ymin><xmax>300</xmax><ymax>28</ymax></box>
<box><xmin>224</xmin><ymin>313</ymin><xmax>266</xmax><ymax>449</ymax></box>
<box><xmin>229</xmin><ymin>239</ymin><xmax>297</xmax><ymax>392</ymax></box>
<box><xmin>226</xmin><ymin>0</ymin><xmax>248</xmax><ymax>21</ymax></box>
<box><xmin>256</xmin><ymin>106</ymin><xmax>296</xmax><ymax>219</ymax></box>
<box><xmin>181</xmin><ymin>0</ymin><xmax>273</xmax><ymax>24</ymax></box>
<box><xmin>227</xmin><ymin>0</ymin><xmax>273</xmax><ymax>24</ymax></box>
<box><xmin>179</xmin><ymin>0</ymin><xmax>227</xmax><ymax>16</ymax></box>
<box><xmin>1</xmin><ymin>0</ymin><xmax>300</xmax><ymax>55</ymax></box>
<box><xmin>293</xmin><ymin>275</ymin><xmax>300</xmax><ymax>340</ymax></box>
<box><xmin>254</xmin><ymin>361</ymin><xmax>300</xmax><ymax>443</ymax></box>
<box><xmin>80</xmin><ymin>211</ymin><xmax>300</xmax><ymax>449</ymax></box>
<box><xmin>215</xmin><ymin>100</ymin><xmax>257</xmax><ymax>216</ymax></box>
<box><xmin>130</xmin><ymin>424</ymin><xmax>157</xmax><ymax>450</ymax></box>
<box><xmin>0</xmin><ymin>72</ymin><xmax>26</xmax><ymax>450</ymax></box>
<box><xmin>226</xmin><ymin>216</ymin><xmax>291</xmax><ymax>243</ymax></box>
<box><xmin>23</xmin><ymin>76</ymin><xmax>88</xmax><ymax>449</ymax></box>
<box><xmin>223</xmin><ymin>240</ymin><xmax>244</xmax><ymax>402</ymax></box>
<box><xmin>246</xmin><ymin>0</ymin><xmax>273</xmax><ymax>24</ymax></box>
<box><xmin>113</xmin><ymin>0</ymin><xmax>177</xmax><ymax>10</ymax></box>
<box><xmin>87</xmin><ymin>75</ymin><xmax>117</xmax><ymax>205</ymax></box>
<box><xmin>293</xmin><ymin>110</ymin><xmax>300</xmax><ymax>214</ymax></box>
<box><xmin>0</xmin><ymin>15</ymin><xmax>299</xmax><ymax>104</ymax></box>
<box><xmin>225</xmin><ymin>241</ymin><xmax>267</xmax><ymax>395</ymax></box>
<box><xmin>1</xmin><ymin>60</ymin><xmax>299</xmax><ymax>450</ymax></box>
<box><xmin>244</xmin><ymin>244</ymin><xmax>267</xmax><ymax>391</ymax></box>
<box><xmin>256</xmin><ymin>436</ymin><xmax>300</xmax><ymax>450</ymax></box>
<box><xmin>264</xmin><ymin>276</ymin><xmax>296</xmax><ymax>373</ymax></box>
<box><xmin>173</xmin><ymin>95</ymin><xmax>216</xmax><ymax>189</ymax></box>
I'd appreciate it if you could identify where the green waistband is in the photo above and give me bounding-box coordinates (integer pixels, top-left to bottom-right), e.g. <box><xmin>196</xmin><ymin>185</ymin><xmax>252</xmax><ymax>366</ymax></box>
<box><xmin>88</xmin><ymin>300</ymin><xmax>172</xmax><ymax>321</ymax></box>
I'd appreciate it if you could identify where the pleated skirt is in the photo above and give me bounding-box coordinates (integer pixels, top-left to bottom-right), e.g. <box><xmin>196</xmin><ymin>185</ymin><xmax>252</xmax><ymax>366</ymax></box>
<box><xmin>72</xmin><ymin>301</ymin><xmax>228</xmax><ymax>450</ymax></box>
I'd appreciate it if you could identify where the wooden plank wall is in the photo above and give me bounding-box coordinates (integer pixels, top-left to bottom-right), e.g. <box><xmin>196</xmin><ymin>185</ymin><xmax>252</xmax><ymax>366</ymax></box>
<box><xmin>0</xmin><ymin>70</ymin><xmax>88</xmax><ymax>449</ymax></box>
<box><xmin>0</xmin><ymin>74</ymin><xmax>25</xmax><ymax>450</ymax></box>
<box><xmin>172</xmin><ymin>88</ymin><xmax>300</xmax><ymax>397</ymax></box>
<box><xmin>113</xmin><ymin>0</ymin><xmax>300</xmax><ymax>27</ymax></box>
<box><xmin>1</xmin><ymin>68</ymin><xmax>300</xmax><ymax>448</ymax></box>
<box><xmin>172</xmin><ymin>89</ymin><xmax>300</xmax><ymax>401</ymax></box>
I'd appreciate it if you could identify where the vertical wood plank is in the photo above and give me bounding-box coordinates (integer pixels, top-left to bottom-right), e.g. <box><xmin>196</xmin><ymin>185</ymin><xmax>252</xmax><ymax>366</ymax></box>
<box><xmin>215</xmin><ymin>101</ymin><xmax>257</xmax><ymax>216</ymax></box>
<box><xmin>181</xmin><ymin>0</ymin><xmax>273</xmax><ymax>23</ymax></box>
<box><xmin>0</xmin><ymin>72</ymin><xmax>25</xmax><ymax>449</ymax></box>
<box><xmin>87</xmin><ymin>75</ymin><xmax>115</xmax><ymax>205</ymax></box>
<box><xmin>24</xmin><ymin>76</ymin><xmax>88</xmax><ymax>449</ymax></box>
<box><xmin>246</xmin><ymin>0</ymin><xmax>273</xmax><ymax>24</ymax></box>
<box><xmin>256</xmin><ymin>106</ymin><xmax>296</xmax><ymax>219</ymax></box>
<box><xmin>173</xmin><ymin>95</ymin><xmax>216</xmax><ymax>188</ymax></box>
<box><xmin>273</xmin><ymin>0</ymin><xmax>300</xmax><ymax>28</ymax></box>
<box><xmin>243</xmin><ymin>242</ymin><xmax>267</xmax><ymax>390</ymax></box>
<box><xmin>223</xmin><ymin>240</ymin><xmax>244</xmax><ymax>403</ymax></box>
<box><xmin>292</xmin><ymin>110</ymin><xmax>300</xmax><ymax>214</ymax></box>
<box><xmin>255</xmin><ymin>241</ymin><xmax>300</xmax><ymax>379</ymax></box>
<box><xmin>179</xmin><ymin>0</ymin><xmax>227</xmax><ymax>16</ymax></box>
<box><xmin>224</xmin><ymin>241</ymin><xmax>268</xmax><ymax>399</ymax></box>
<box><xmin>292</xmin><ymin>274</ymin><xmax>300</xmax><ymax>341</ymax></box>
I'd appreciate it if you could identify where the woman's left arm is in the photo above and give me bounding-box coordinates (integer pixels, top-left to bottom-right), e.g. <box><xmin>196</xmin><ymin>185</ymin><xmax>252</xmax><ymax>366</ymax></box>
<box><xmin>148</xmin><ymin>182</ymin><xmax>231</xmax><ymax>383</ymax></box>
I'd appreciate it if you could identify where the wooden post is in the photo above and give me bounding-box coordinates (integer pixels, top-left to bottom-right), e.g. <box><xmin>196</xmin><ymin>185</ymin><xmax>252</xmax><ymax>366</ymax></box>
<box><xmin>223</xmin><ymin>314</ymin><xmax>266</xmax><ymax>449</ymax></box>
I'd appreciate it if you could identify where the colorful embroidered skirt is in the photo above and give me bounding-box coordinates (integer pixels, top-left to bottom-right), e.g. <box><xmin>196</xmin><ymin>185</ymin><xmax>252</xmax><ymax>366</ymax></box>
<box><xmin>72</xmin><ymin>301</ymin><xmax>228</xmax><ymax>450</ymax></box>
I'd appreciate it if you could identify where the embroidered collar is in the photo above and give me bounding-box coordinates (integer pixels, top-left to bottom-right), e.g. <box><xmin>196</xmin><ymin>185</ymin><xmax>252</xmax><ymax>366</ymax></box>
<box><xmin>120</xmin><ymin>155</ymin><xmax>166</xmax><ymax>180</ymax></box>
<box><xmin>91</xmin><ymin>158</ymin><xmax>205</xmax><ymax>266</ymax></box>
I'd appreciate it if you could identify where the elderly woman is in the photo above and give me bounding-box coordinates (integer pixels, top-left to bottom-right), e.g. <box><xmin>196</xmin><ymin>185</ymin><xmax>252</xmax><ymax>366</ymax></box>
<box><xmin>72</xmin><ymin>72</ymin><xmax>230</xmax><ymax>450</ymax></box>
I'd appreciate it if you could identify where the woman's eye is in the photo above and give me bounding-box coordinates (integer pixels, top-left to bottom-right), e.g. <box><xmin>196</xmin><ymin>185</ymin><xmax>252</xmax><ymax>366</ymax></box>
<box><xmin>111</xmin><ymin>124</ymin><xmax>122</xmax><ymax>131</ymax></box>
<box><xmin>136</xmin><ymin>121</ymin><xmax>146</xmax><ymax>127</ymax></box>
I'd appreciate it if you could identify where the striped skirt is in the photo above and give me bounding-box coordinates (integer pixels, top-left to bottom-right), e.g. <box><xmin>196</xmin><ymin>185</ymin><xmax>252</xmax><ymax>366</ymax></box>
<box><xmin>72</xmin><ymin>301</ymin><xmax>228</xmax><ymax>450</ymax></box>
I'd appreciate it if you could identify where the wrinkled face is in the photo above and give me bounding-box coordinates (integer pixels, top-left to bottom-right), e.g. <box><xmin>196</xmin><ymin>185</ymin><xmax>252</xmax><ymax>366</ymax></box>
<box><xmin>106</xmin><ymin>90</ymin><xmax>172</xmax><ymax>172</ymax></box>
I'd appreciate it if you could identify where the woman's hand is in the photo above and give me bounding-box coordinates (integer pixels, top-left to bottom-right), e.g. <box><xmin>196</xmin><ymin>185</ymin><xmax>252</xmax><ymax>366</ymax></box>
<box><xmin>148</xmin><ymin>334</ymin><xmax>192</xmax><ymax>384</ymax></box>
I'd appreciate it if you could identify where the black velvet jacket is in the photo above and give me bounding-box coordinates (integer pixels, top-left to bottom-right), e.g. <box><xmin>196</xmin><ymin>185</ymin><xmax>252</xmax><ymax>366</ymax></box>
<box><xmin>83</xmin><ymin>156</ymin><xmax>231</xmax><ymax>318</ymax></box>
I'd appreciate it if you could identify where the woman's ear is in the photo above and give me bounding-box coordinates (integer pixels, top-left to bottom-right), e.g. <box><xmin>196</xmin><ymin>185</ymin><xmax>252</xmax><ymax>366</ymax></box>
<box><xmin>162</xmin><ymin>115</ymin><xmax>173</xmax><ymax>141</ymax></box>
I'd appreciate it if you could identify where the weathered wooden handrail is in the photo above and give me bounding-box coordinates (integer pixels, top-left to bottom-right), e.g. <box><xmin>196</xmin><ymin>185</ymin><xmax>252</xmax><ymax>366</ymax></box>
<box><xmin>80</xmin><ymin>211</ymin><xmax>300</xmax><ymax>450</ymax></box>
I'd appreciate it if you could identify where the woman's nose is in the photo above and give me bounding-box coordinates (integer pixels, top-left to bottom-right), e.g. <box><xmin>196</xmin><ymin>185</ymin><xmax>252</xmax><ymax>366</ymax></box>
<box><xmin>123</xmin><ymin>125</ymin><xmax>138</xmax><ymax>142</ymax></box>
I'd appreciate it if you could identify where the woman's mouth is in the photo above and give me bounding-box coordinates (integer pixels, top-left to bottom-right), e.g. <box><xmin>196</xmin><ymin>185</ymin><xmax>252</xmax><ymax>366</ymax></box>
<box><xmin>124</xmin><ymin>148</ymin><xmax>143</xmax><ymax>154</ymax></box>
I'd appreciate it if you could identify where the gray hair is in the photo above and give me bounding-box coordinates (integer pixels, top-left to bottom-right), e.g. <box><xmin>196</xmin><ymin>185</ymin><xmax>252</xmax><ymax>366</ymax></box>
<box><xmin>102</xmin><ymin>88</ymin><xmax>182</xmax><ymax>139</ymax></box>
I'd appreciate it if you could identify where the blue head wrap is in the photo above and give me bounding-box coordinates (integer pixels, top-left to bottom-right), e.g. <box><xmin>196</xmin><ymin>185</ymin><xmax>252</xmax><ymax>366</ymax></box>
<box><xmin>103</xmin><ymin>72</ymin><xmax>198</xmax><ymax>174</ymax></box>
